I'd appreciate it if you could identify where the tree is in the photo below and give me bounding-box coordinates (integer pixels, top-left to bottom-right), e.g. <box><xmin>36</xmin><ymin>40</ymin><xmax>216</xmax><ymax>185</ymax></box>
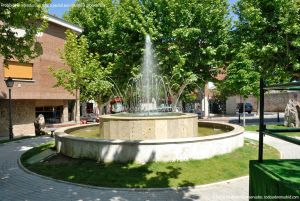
<box><xmin>80</xmin><ymin>63</ymin><xmax>113</xmax><ymax>116</ymax></box>
<box><xmin>64</xmin><ymin>0</ymin><xmax>230</xmax><ymax>111</ymax></box>
<box><xmin>217</xmin><ymin>0</ymin><xmax>300</xmax><ymax>98</ymax></box>
<box><xmin>142</xmin><ymin>0</ymin><xmax>230</xmax><ymax>110</ymax></box>
<box><xmin>217</xmin><ymin>47</ymin><xmax>260</xmax><ymax>99</ymax></box>
<box><xmin>164</xmin><ymin>73</ymin><xmax>198</xmax><ymax>111</ymax></box>
<box><xmin>215</xmin><ymin>47</ymin><xmax>260</xmax><ymax>125</ymax></box>
<box><xmin>64</xmin><ymin>0</ymin><xmax>146</xmax><ymax>90</ymax></box>
<box><xmin>0</xmin><ymin>0</ymin><xmax>51</xmax><ymax>64</ymax></box>
<box><xmin>215</xmin><ymin>0</ymin><xmax>299</xmax><ymax>123</ymax></box>
<box><xmin>232</xmin><ymin>0</ymin><xmax>300</xmax><ymax>79</ymax></box>
<box><xmin>50</xmin><ymin>31</ymin><xmax>112</xmax><ymax>122</ymax></box>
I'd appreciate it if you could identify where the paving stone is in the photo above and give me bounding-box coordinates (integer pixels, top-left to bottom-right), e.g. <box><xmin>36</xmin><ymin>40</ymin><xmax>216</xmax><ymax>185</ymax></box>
<box><xmin>0</xmin><ymin>133</ymin><xmax>298</xmax><ymax>201</ymax></box>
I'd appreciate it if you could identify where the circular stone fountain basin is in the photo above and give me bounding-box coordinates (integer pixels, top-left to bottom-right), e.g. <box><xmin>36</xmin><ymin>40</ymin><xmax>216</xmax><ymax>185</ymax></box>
<box><xmin>99</xmin><ymin>113</ymin><xmax>198</xmax><ymax>140</ymax></box>
<box><xmin>55</xmin><ymin>121</ymin><xmax>244</xmax><ymax>164</ymax></box>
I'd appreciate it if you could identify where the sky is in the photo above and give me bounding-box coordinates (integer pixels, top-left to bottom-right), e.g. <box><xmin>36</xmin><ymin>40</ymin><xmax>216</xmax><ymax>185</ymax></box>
<box><xmin>48</xmin><ymin>0</ymin><xmax>76</xmax><ymax>18</ymax></box>
<box><xmin>48</xmin><ymin>0</ymin><xmax>237</xmax><ymax>18</ymax></box>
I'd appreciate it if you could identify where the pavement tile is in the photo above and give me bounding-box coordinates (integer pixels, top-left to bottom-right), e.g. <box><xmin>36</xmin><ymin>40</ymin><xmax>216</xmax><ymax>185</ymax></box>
<box><xmin>0</xmin><ymin>132</ymin><xmax>298</xmax><ymax>201</ymax></box>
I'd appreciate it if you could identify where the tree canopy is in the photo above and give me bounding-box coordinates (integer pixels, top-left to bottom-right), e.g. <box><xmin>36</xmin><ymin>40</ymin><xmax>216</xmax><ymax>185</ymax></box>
<box><xmin>50</xmin><ymin>30</ymin><xmax>112</xmax><ymax>118</ymax></box>
<box><xmin>233</xmin><ymin>0</ymin><xmax>300</xmax><ymax>77</ymax></box>
<box><xmin>64</xmin><ymin>0</ymin><xmax>230</xmax><ymax>109</ymax></box>
<box><xmin>0</xmin><ymin>0</ymin><xmax>50</xmax><ymax>64</ymax></box>
<box><xmin>63</xmin><ymin>0</ymin><xmax>300</xmax><ymax>108</ymax></box>
<box><xmin>216</xmin><ymin>0</ymin><xmax>300</xmax><ymax>99</ymax></box>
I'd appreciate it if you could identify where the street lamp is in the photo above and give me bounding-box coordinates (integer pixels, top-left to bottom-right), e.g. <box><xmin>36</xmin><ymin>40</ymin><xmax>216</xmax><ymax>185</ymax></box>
<box><xmin>5</xmin><ymin>77</ymin><xmax>14</xmax><ymax>140</ymax></box>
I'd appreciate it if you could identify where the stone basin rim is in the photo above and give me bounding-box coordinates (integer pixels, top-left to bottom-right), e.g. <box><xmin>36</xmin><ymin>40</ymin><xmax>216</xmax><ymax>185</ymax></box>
<box><xmin>100</xmin><ymin>113</ymin><xmax>197</xmax><ymax>120</ymax></box>
<box><xmin>55</xmin><ymin>121</ymin><xmax>245</xmax><ymax>145</ymax></box>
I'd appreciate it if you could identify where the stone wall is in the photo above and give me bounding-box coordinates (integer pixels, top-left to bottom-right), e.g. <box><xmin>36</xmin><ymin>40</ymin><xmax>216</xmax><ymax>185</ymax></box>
<box><xmin>226</xmin><ymin>92</ymin><xmax>300</xmax><ymax>114</ymax></box>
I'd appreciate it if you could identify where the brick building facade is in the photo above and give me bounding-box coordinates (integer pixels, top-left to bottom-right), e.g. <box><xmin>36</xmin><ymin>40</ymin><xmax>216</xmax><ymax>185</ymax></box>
<box><xmin>0</xmin><ymin>16</ymin><xmax>82</xmax><ymax>137</ymax></box>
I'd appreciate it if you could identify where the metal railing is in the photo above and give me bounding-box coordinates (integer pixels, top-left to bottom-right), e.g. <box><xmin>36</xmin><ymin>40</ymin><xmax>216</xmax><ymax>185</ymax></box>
<box><xmin>258</xmin><ymin>78</ymin><xmax>300</xmax><ymax>162</ymax></box>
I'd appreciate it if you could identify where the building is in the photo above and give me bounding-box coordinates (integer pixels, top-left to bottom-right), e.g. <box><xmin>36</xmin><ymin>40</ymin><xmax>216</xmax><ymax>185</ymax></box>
<box><xmin>0</xmin><ymin>15</ymin><xmax>83</xmax><ymax>137</ymax></box>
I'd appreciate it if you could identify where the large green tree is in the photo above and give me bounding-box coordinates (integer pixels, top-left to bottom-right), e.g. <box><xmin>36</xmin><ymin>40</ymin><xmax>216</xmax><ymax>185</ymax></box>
<box><xmin>142</xmin><ymin>0</ymin><xmax>230</xmax><ymax>109</ymax></box>
<box><xmin>65</xmin><ymin>0</ymin><xmax>230</xmax><ymax>111</ymax></box>
<box><xmin>0</xmin><ymin>0</ymin><xmax>50</xmax><ymax>64</ymax></box>
<box><xmin>50</xmin><ymin>31</ymin><xmax>112</xmax><ymax>121</ymax></box>
<box><xmin>216</xmin><ymin>0</ymin><xmax>300</xmax><ymax>110</ymax></box>
<box><xmin>64</xmin><ymin>0</ymin><xmax>146</xmax><ymax>89</ymax></box>
<box><xmin>233</xmin><ymin>0</ymin><xmax>300</xmax><ymax>77</ymax></box>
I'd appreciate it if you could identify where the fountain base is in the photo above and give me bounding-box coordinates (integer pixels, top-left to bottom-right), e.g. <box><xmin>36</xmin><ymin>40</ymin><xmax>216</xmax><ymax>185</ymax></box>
<box><xmin>55</xmin><ymin>121</ymin><xmax>244</xmax><ymax>163</ymax></box>
<box><xmin>99</xmin><ymin>113</ymin><xmax>198</xmax><ymax>140</ymax></box>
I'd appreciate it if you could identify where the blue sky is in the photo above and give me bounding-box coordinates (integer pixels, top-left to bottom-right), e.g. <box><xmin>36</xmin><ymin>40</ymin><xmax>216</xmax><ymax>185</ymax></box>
<box><xmin>48</xmin><ymin>0</ymin><xmax>237</xmax><ymax>18</ymax></box>
<box><xmin>48</xmin><ymin>0</ymin><xmax>76</xmax><ymax>17</ymax></box>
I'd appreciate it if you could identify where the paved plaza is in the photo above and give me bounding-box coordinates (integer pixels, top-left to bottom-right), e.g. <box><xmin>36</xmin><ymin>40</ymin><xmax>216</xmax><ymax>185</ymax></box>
<box><xmin>0</xmin><ymin>132</ymin><xmax>299</xmax><ymax>201</ymax></box>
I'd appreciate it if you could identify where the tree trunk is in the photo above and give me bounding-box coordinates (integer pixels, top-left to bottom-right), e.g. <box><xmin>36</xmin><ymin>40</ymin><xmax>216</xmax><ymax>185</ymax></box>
<box><xmin>98</xmin><ymin>105</ymin><xmax>103</xmax><ymax>116</ymax></box>
<box><xmin>97</xmin><ymin>103</ymin><xmax>103</xmax><ymax>138</ymax></box>
<box><xmin>256</xmin><ymin>97</ymin><xmax>260</xmax><ymax>116</ymax></box>
<box><xmin>170</xmin><ymin>83</ymin><xmax>189</xmax><ymax>112</ymax></box>
<box><xmin>74</xmin><ymin>88</ymin><xmax>79</xmax><ymax>123</ymax></box>
<box><xmin>97</xmin><ymin>98</ymin><xmax>112</xmax><ymax>116</ymax></box>
<box><xmin>171</xmin><ymin>95</ymin><xmax>179</xmax><ymax>112</ymax></box>
<box><xmin>243</xmin><ymin>97</ymin><xmax>246</xmax><ymax>126</ymax></box>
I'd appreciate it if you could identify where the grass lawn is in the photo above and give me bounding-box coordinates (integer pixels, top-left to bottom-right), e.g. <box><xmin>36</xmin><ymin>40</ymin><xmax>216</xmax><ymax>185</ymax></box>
<box><xmin>21</xmin><ymin>139</ymin><xmax>279</xmax><ymax>188</ymax></box>
<box><xmin>244</xmin><ymin>124</ymin><xmax>300</xmax><ymax>137</ymax></box>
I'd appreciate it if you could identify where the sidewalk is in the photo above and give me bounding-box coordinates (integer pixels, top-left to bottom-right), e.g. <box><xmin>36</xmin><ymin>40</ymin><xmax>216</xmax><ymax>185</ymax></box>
<box><xmin>203</xmin><ymin>112</ymin><xmax>284</xmax><ymax>125</ymax></box>
<box><xmin>0</xmin><ymin>132</ymin><xmax>299</xmax><ymax>201</ymax></box>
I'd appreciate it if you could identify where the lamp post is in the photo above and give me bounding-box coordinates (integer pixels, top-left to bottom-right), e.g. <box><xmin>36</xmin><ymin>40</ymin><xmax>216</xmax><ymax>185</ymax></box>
<box><xmin>5</xmin><ymin>77</ymin><xmax>14</xmax><ymax>140</ymax></box>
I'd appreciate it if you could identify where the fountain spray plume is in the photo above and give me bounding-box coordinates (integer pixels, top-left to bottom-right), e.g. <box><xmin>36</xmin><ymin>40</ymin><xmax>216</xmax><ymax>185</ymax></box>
<box><xmin>123</xmin><ymin>34</ymin><xmax>169</xmax><ymax>114</ymax></box>
<box><xmin>142</xmin><ymin>35</ymin><xmax>155</xmax><ymax>103</ymax></box>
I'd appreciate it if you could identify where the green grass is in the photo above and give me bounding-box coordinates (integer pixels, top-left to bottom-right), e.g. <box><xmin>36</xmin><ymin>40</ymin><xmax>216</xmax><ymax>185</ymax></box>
<box><xmin>21</xmin><ymin>139</ymin><xmax>279</xmax><ymax>188</ymax></box>
<box><xmin>21</xmin><ymin>141</ymin><xmax>55</xmax><ymax>161</ymax></box>
<box><xmin>244</xmin><ymin>124</ymin><xmax>300</xmax><ymax>137</ymax></box>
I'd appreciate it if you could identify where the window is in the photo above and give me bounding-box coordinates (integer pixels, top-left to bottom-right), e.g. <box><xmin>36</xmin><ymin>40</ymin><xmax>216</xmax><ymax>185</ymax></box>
<box><xmin>36</xmin><ymin>106</ymin><xmax>63</xmax><ymax>123</ymax></box>
<box><xmin>4</xmin><ymin>61</ymin><xmax>33</xmax><ymax>79</ymax></box>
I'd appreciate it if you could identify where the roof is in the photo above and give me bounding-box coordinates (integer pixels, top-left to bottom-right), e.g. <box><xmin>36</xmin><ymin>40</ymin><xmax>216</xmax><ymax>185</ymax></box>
<box><xmin>46</xmin><ymin>15</ymin><xmax>83</xmax><ymax>33</ymax></box>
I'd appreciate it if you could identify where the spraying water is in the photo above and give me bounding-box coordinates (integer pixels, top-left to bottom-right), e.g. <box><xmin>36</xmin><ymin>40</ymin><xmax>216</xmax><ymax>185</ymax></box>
<box><xmin>120</xmin><ymin>34</ymin><xmax>170</xmax><ymax>114</ymax></box>
<box><xmin>141</xmin><ymin>35</ymin><xmax>156</xmax><ymax>110</ymax></box>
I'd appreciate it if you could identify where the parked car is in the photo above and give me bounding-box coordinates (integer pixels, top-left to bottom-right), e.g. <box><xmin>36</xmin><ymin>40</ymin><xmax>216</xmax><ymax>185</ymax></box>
<box><xmin>80</xmin><ymin>113</ymin><xmax>99</xmax><ymax>122</ymax></box>
<box><xmin>237</xmin><ymin>103</ymin><xmax>253</xmax><ymax>114</ymax></box>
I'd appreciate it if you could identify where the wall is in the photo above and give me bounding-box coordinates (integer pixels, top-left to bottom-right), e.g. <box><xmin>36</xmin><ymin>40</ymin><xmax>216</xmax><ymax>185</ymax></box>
<box><xmin>0</xmin><ymin>21</ymin><xmax>80</xmax><ymax>136</ymax></box>
<box><xmin>0</xmin><ymin>100</ymin><xmax>35</xmax><ymax>137</ymax></box>
<box><xmin>0</xmin><ymin>99</ymin><xmax>69</xmax><ymax>137</ymax></box>
<box><xmin>0</xmin><ymin>22</ymin><xmax>76</xmax><ymax>100</ymax></box>
<box><xmin>226</xmin><ymin>92</ymin><xmax>300</xmax><ymax>114</ymax></box>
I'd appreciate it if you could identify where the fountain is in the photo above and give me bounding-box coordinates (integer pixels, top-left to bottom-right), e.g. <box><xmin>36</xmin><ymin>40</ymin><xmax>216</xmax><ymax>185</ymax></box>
<box><xmin>55</xmin><ymin>35</ymin><xmax>244</xmax><ymax>163</ymax></box>
<box><xmin>123</xmin><ymin>34</ymin><xmax>168</xmax><ymax>113</ymax></box>
<box><xmin>141</xmin><ymin>34</ymin><xmax>158</xmax><ymax>112</ymax></box>
<box><xmin>100</xmin><ymin>35</ymin><xmax>198</xmax><ymax>140</ymax></box>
